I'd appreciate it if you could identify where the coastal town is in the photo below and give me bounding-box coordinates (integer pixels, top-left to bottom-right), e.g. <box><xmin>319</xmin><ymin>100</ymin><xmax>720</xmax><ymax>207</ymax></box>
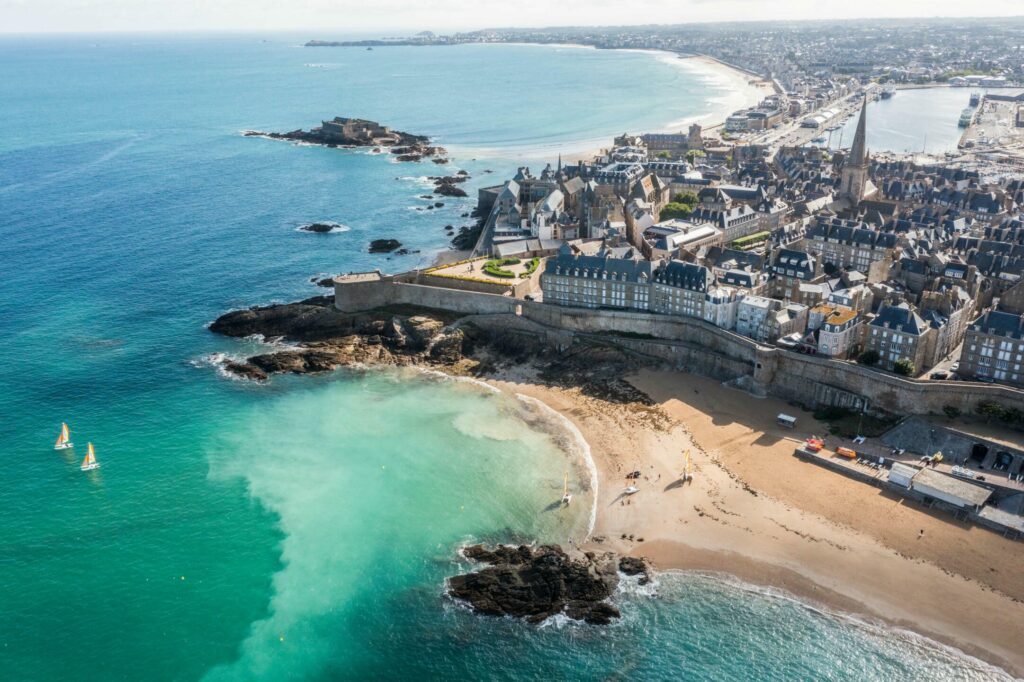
<box><xmin>15</xmin><ymin>3</ymin><xmax>1024</xmax><ymax>680</ymax></box>
<box><xmin>225</xmin><ymin>16</ymin><xmax>1024</xmax><ymax>677</ymax></box>
<box><xmin>320</xmin><ymin>90</ymin><xmax>1024</xmax><ymax>536</ymax></box>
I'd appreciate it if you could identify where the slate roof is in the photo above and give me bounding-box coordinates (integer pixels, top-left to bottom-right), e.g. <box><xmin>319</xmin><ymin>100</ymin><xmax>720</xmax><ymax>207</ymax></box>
<box><xmin>969</xmin><ymin>310</ymin><xmax>1024</xmax><ymax>340</ymax></box>
<box><xmin>870</xmin><ymin>303</ymin><xmax>928</xmax><ymax>336</ymax></box>
<box><xmin>653</xmin><ymin>260</ymin><xmax>712</xmax><ymax>291</ymax></box>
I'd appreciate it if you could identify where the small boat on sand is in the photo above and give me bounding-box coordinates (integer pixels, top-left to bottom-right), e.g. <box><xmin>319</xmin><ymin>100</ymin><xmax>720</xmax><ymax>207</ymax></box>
<box><xmin>81</xmin><ymin>443</ymin><xmax>101</xmax><ymax>471</ymax></box>
<box><xmin>54</xmin><ymin>422</ymin><xmax>74</xmax><ymax>450</ymax></box>
<box><xmin>622</xmin><ymin>485</ymin><xmax>639</xmax><ymax>496</ymax></box>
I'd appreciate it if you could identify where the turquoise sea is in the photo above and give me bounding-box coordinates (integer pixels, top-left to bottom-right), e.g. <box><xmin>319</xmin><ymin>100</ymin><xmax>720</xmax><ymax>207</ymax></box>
<box><xmin>0</xmin><ymin>35</ymin><xmax>1011</xmax><ymax>680</ymax></box>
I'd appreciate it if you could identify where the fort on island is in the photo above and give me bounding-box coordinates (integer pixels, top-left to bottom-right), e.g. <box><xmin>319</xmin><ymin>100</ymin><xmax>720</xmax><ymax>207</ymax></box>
<box><xmin>331</xmin><ymin>92</ymin><xmax>1024</xmax><ymax>538</ymax></box>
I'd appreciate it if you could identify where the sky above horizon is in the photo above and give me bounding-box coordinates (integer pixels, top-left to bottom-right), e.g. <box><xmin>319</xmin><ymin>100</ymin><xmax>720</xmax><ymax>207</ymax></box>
<box><xmin>2</xmin><ymin>0</ymin><xmax>1023</xmax><ymax>34</ymax></box>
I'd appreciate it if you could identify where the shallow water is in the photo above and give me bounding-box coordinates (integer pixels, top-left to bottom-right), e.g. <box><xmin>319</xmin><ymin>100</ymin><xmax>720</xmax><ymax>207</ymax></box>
<box><xmin>0</xmin><ymin>34</ymin><xmax>1007</xmax><ymax>680</ymax></box>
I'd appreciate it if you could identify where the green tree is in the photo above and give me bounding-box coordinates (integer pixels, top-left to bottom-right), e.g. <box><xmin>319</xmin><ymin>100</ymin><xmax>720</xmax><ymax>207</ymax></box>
<box><xmin>1002</xmin><ymin>407</ymin><xmax>1023</xmax><ymax>424</ymax></box>
<box><xmin>893</xmin><ymin>358</ymin><xmax>915</xmax><ymax>376</ymax></box>
<box><xmin>655</xmin><ymin>150</ymin><xmax>671</xmax><ymax>160</ymax></box>
<box><xmin>942</xmin><ymin>405</ymin><xmax>961</xmax><ymax>420</ymax></box>
<box><xmin>685</xmin><ymin>149</ymin><xmax>706</xmax><ymax>164</ymax></box>
<box><xmin>660</xmin><ymin>202</ymin><xmax>693</xmax><ymax>220</ymax></box>
<box><xmin>976</xmin><ymin>401</ymin><xmax>1007</xmax><ymax>422</ymax></box>
<box><xmin>674</xmin><ymin>191</ymin><xmax>699</xmax><ymax>206</ymax></box>
<box><xmin>857</xmin><ymin>350</ymin><xmax>880</xmax><ymax>366</ymax></box>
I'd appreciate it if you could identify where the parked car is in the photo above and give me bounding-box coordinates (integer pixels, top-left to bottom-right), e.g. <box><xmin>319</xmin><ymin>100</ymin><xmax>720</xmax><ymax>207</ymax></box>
<box><xmin>930</xmin><ymin>371</ymin><xmax>949</xmax><ymax>380</ymax></box>
<box><xmin>950</xmin><ymin>362</ymin><xmax>960</xmax><ymax>372</ymax></box>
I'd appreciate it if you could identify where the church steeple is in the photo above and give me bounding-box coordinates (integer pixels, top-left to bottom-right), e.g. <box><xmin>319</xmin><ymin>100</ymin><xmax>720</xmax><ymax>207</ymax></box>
<box><xmin>838</xmin><ymin>96</ymin><xmax>872</xmax><ymax>207</ymax></box>
<box><xmin>849</xmin><ymin>97</ymin><xmax>868</xmax><ymax>167</ymax></box>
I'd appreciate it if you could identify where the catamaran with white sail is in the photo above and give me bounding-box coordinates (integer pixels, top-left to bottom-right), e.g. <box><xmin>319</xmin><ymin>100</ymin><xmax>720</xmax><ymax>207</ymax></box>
<box><xmin>81</xmin><ymin>443</ymin><xmax>101</xmax><ymax>471</ymax></box>
<box><xmin>561</xmin><ymin>471</ymin><xmax>572</xmax><ymax>506</ymax></box>
<box><xmin>54</xmin><ymin>423</ymin><xmax>74</xmax><ymax>450</ymax></box>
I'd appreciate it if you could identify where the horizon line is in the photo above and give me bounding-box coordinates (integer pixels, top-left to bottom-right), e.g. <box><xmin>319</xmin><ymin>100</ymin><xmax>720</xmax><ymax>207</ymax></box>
<box><xmin>3</xmin><ymin>13</ymin><xmax>1024</xmax><ymax>37</ymax></box>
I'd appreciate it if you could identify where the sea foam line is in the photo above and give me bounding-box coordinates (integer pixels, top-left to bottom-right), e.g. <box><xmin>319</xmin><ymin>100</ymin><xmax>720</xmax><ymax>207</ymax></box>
<box><xmin>656</xmin><ymin>569</ymin><xmax>1015</xmax><ymax>680</ymax></box>
<box><xmin>514</xmin><ymin>393</ymin><xmax>598</xmax><ymax>539</ymax></box>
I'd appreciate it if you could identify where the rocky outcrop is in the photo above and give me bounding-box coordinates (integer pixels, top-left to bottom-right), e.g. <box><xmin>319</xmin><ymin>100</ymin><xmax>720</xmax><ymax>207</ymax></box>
<box><xmin>208</xmin><ymin>303</ymin><xmax>473</xmax><ymax>380</ymax></box>
<box><xmin>208</xmin><ymin>300</ymin><xmax>658</xmax><ymax>400</ymax></box>
<box><xmin>447</xmin><ymin>544</ymin><xmax>650</xmax><ymax>625</ymax></box>
<box><xmin>243</xmin><ymin>118</ymin><xmax>443</xmax><ymax>162</ymax></box>
<box><xmin>208</xmin><ymin>296</ymin><xmax>350</xmax><ymax>342</ymax></box>
<box><xmin>432</xmin><ymin>174</ymin><xmax>469</xmax><ymax>198</ymax></box>
<box><xmin>369</xmin><ymin>239</ymin><xmax>402</xmax><ymax>253</ymax></box>
<box><xmin>299</xmin><ymin>222</ymin><xmax>338</xmax><ymax>233</ymax></box>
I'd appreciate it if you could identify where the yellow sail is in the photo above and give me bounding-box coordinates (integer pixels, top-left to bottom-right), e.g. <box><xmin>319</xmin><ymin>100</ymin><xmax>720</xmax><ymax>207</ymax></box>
<box><xmin>83</xmin><ymin>443</ymin><xmax>96</xmax><ymax>467</ymax></box>
<box><xmin>563</xmin><ymin>471</ymin><xmax>569</xmax><ymax>496</ymax></box>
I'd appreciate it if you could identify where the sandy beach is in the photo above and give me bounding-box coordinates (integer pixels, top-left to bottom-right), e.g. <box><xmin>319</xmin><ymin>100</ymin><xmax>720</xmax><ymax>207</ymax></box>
<box><xmin>561</xmin><ymin>51</ymin><xmax>772</xmax><ymax>163</ymax></box>
<box><xmin>484</xmin><ymin>365</ymin><xmax>1024</xmax><ymax>678</ymax></box>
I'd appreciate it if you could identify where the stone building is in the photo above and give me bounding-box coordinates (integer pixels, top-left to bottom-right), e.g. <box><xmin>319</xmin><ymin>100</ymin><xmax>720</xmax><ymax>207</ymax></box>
<box><xmin>864</xmin><ymin>302</ymin><xmax>931</xmax><ymax>373</ymax></box>
<box><xmin>541</xmin><ymin>247</ymin><xmax>652</xmax><ymax>311</ymax></box>
<box><xmin>957</xmin><ymin>310</ymin><xmax>1024</xmax><ymax>386</ymax></box>
<box><xmin>816</xmin><ymin>307</ymin><xmax>861</xmax><ymax>358</ymax></box>
<box><xmin>650</xmin><ymin>260</ymin><xmax>712</xmax><ymax>318</ymax></box>
<box><xmin>837</xmin><ymin>98</ymin><xmax>877</xmax><ymax>207</ymax></box>
<box><xmin>802</xmin><ymin>216</ymin><xmax>897</xmax><ymax>281</ymax></box>
<box><xmin>769</xmin><ymin>248</ymin><xmax>824</xmax><ymax>304</ymax></box>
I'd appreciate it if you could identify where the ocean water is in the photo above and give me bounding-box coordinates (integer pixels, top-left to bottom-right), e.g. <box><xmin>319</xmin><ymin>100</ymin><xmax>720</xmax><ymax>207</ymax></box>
<box><xmin>0</xmin><ymin>34</ymin><xmax>1009</xmax><ymax>681</ymax></box>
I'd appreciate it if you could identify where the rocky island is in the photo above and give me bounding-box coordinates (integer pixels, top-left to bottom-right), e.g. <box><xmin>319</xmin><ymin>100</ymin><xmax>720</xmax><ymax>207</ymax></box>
<box><xmin>245</xmin><ymin>116</ymin><xmax>446</xmax><ymax>162</ymax></box>
<box><xmin>447</xmin><ymin>544</ymin><xmax>650</xmax><ymax>625</ymax></box>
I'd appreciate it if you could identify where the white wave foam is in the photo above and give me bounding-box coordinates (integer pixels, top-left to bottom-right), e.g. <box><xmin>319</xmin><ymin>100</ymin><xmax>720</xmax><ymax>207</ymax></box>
<box><xmin>189</xmin><ymin>352</ymin><xmax>252</xmax><ymax>382</ymax></box>
<box><xmin>653</xmin><ymin>569</ymin><xmax>1015</xmax><ymax>680</ymax></box>
<box><xmin>514</xmin><ymin>393</ymin><xmax>598</xmax><ymax>539</ymax></box>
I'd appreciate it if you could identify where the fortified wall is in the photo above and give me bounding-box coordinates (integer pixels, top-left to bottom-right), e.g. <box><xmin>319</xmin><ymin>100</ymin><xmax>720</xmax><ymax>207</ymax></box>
<box><xmin>334</xmin><ymin>272</ymin><xmax>1024</xmax><ymax>417</ymax></box>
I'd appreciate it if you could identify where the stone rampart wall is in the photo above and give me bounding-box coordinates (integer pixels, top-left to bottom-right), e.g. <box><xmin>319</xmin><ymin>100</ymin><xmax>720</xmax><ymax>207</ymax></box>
<box><xmin>334</xmin><ymin>276</ymin><xmax>1024</xmax><ymax>416</ymax></box>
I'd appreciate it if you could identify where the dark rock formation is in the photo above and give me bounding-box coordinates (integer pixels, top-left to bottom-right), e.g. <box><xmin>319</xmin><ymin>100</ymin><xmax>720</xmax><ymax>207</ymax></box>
<box><xmin>243</xmin><ymin>117</ymin><xmax>441</xmax><ymax>162</ymax></box>
<box><xmin>369</xmin><ymin>239</ymin><xmax>402</xmax><ymax>253</ymax></box>
<box><xmin>224</xmin><ymin>361</ymin><xmax>269</xmax><ymax>382</ymax></box>
<box><xmin>299</xmin><ymin>222</ymin><xmax>338</xmax><ymax>233</ymax></box>
<box><xmin>209</xmin><ymin>296</ymin><xmax>348</xmax><ymax>342</ymax></box>
<box><xmin>448</xmin><ymin>544</ymin><xmax>648</xmax><ymax>625</ymax></box>
<box><xmin>434</xmin><ymin>182</ymin><xmax>468</xmax><ymax>198</ymax></box>
<box><xmin>245</xmin><ymin>119</ymin><xmax>426</xmax><ymax>147</ymax></box>
<box><xmin>209</xmin><ymin>303</ymin><xmax>472</xmax><ymax>380</ymax></box>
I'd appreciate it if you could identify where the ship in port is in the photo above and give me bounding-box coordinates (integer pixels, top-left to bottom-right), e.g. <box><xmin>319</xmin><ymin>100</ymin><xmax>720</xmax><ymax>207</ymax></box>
<box><xmin>880</xmin><ymin>86</ymin><xmax>895</xmax><ymax>99</ymax></box>
<box><xmin>958</xmin><ymin>107</ymin><xmax>975</xmax><ymax>127</ymax></box>
<box><xmin>969</xmin><ymin>91</ymin><xmax>981</xmax><ymax>107</ymax></box>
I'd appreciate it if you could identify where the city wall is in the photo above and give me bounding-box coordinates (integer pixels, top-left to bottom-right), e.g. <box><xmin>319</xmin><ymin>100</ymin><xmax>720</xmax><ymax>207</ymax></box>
<box><xmin>334</xmin><ymin>274</ymin><xmax>1024</xmax><ymax>417</ymax></box>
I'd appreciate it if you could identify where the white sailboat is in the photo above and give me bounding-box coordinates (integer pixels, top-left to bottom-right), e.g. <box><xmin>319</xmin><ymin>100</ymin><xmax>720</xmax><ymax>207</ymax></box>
<box><xmin>622</xmin><ymin>484</ymin><xmax>639</xmax><ymax>495</ymax></box>
<box><xmin>561</xmin><ymin>471</ymin><xmax>572</xmax><ymax>506</ymax></box>
<box><xmin>81</xmin><ymin>442</ymin><xmax>101</xmax><ymax>471</ymax></box>
<box><xmin>54</xmin><ymin>422</ymin><xmax>74</xmax><ymax>450</ymax></box>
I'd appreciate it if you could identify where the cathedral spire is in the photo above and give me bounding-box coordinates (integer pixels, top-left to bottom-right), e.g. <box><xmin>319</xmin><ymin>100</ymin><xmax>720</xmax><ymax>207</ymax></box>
<box><xmin>850</xmin><ymin>97</ymin><xmax>868</xmax><ymax>167</ymax></box>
